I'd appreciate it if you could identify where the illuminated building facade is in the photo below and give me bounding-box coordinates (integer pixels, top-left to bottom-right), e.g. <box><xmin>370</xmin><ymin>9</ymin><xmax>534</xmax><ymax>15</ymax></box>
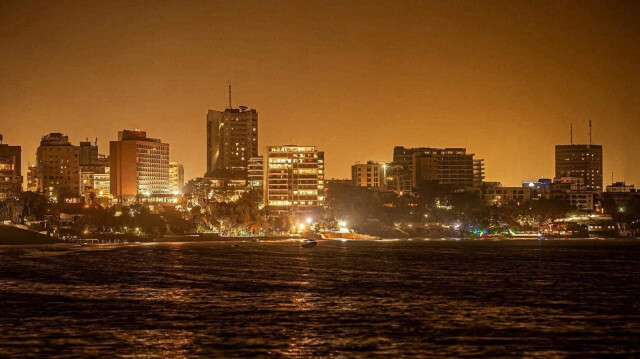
<box><xmin>248</xmin><ymin>156</ymin><xmax>264</xmax><ymax>189</ymax></box>
<box><xmin>36</xmin><ymin>133</ymin><xmax>80</xmax><ymax>199</ymax></box>
<box><xmin>0</xmin><ymin>141</ymin><xmax>22</xmax><ymax>200</ymax></box>
<box><xmin>110</xmin><ymin>130</ymin><xmax>170</xmax><ymax>202</ymax></box>
<box><xmin>169</xmin><ymin>161</ymin><xmax>184</xmax><ymax>194</ymax></box>
<box><xmin>206</xmin><ymin>107</ymin><xmax>258</xmax><ymax>176</ymax></box>
<box><xmin>351</xmin><ymin>161</ymin><xmax>388</xmax><ymax>188</ymax></box>
<box><xmin>93</xmin><ymin>169</ymin><xmax>110</xmax><ymax>198</ymax></box>
<box><xmin>264</xmin><ymin>145</ymin><xmax>325</xmax><ymax>213</ymax></box>
<box><xmin>555</xmin><ymin>144</ymin><xmax>603</xmax><ymax>191</ymax></box>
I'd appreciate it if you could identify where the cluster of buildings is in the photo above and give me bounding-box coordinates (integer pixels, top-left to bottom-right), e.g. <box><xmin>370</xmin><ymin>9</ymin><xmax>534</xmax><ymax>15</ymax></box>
<box><xmin>352</xmin><ymin>147</ymin><xmax>484</xmax><ymax>196</ymax></box>
<box><xmin>2</xmin><ymin>131</ymin><xmax>184</xmax><ymax>205</ymax></box>
<box><xmin>350</xmin><ymin>126</ymin><xmax>637</xmax><ymax>213</ymax></box>
<box><xmin>204</xmin><ymin>90</ymin><xmax>325</xmax><ymax>216</ymax></box>
<box><xmin>0</xmin><ymin>85</ymin><xmax>637</xmax><ymax>223</ymax></box>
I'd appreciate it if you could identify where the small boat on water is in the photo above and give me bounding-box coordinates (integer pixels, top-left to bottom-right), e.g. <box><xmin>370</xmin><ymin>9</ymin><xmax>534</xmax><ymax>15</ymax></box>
<box><xmin>301</xmin><ymin>239</ymin><xmax>317</xmax><ymax>248</ymax></box>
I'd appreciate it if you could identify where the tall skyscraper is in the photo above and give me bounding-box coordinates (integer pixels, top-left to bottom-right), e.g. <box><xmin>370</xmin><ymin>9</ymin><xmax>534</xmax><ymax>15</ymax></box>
<box><xmin>264</xmin><ymin>145</ymin><xmax>325</xmax><ymax>214</ymax></box>
<box><xmin>555</xmin><ymin>144</ymin><xmax>603</xmax><ymax>191</ymax></box>
<box><xmin>0</xmin><ymin>139</ymin><xmax>22</xmax><ymax>200</ymax></box>
<box><xmin>110</xmin><ymin>130</ymin><xmax>170</xmax><ymax>202</ymax></box>
<box><xmin>206</xmin><ymin>90</ymin><xmax>258</xmax><ymax>177</ymax></box>
<box><xmin>36</xmin><ymin>133</ymin><xmax>81</xmax><ymax>200</ymax></box>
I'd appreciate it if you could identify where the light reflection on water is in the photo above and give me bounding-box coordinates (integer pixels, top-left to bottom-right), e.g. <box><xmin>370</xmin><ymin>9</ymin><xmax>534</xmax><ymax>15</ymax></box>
<box><xmin>0</xmin><ymin>239</ymin><xmax>639</xmax><ymax>357</ymax></box>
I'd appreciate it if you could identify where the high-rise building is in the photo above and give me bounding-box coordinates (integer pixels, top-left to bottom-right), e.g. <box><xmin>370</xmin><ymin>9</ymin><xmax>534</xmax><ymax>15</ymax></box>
<box><xmin>206</xmin><ymin>104</ymin><xmax>258</xmax><ymax>177</ymax></box>
<box><xmin>351</xmin><ymin>161</ymin><xmax>388</xmax><ymax>188</ymax></box>
<box><xmin>393</xmin><ymin>146</ymin><xmax>481</xmax><ymax>189</ymax></box>
<box><xmin>169</xmin><ymin>161</ymin><xmax>184</xmax><ymax>195</ymax></box>
<box><xmin>264</xmin><ymin>145</ymin><xmax>325</xmax><ymax>214</ymax></box>
<box><xmin>248</xmin><ymin>156</ymin><xmax>264</xmax><ymax>189</ymax></box>
<box><xmin>36</xmin><ymin>133</ymin><xmax>80</xmax><ymax>200</ymax></box>
<box><xmin>110</xmin><ymin>130</ymin><xmax>170</xmax><ymax>202</ymax></box>
<box><xmin>0</xmin><ymin>140</ymin><xmax>22</xmax><ymax>200</ymax></box>
<box><xmin>555</xmin><ymin>144</ymin><xmax>603</xmax><ymax>192</ymax></box>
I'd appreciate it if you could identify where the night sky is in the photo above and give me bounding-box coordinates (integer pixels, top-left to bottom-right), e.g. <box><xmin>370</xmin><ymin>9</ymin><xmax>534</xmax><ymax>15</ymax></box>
<box><xmin>1</xmin><ymin>0</ymin><xmax>639</xmax><ymax>186</ymax></box>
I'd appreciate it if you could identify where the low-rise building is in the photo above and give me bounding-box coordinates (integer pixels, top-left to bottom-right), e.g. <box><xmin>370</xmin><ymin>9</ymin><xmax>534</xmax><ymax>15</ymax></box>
<box><xmin>351</xmin><ymin>161</ymin><xmax>388</xmax><ymax>189</ymax></box>
<box><xmin>522</xmin><ymin>178</ymin><xmax>552</xmax><ymax>199</ymax></box>
<box><xmin>471</xmin><ymin>183</ymin><xmax>531</xmax><ymax>205</ymax></box>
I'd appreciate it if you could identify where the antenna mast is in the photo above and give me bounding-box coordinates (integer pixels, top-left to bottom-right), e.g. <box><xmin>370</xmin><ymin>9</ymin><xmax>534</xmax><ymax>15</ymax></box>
<box><xmin>589</xmin><ymin>120</ymin><xmax>592</xmax><ymax>145</ymax></box>
<box><xmin>570</xmin><ymin>123</ymin><xmax>573</xmax><ymax>145</ymax></box>
<box><xmin>227</xmin><ymin>81</ymin><xmax>232</xmax><ymax>109</ymax></box>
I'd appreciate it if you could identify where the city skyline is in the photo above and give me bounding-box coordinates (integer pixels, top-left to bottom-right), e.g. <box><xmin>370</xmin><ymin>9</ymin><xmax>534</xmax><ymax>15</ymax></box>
<box><xmin>2</xmin><ymin>0</ymin><xmax>640</xmax><ymax>186</ymax></box>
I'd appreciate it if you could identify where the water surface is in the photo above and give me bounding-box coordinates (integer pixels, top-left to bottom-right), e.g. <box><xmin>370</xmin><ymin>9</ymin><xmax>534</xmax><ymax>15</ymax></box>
<box><xmin>1</xmin><ymin>239</ymin><xmax>639</xmax><ymax>357</ymax></box>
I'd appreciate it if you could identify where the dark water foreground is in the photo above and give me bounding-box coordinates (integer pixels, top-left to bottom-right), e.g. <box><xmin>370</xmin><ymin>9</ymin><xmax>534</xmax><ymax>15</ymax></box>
<box><xmin>1</xmin><ymin>239</ymin><xmax>639</xmax><ymax>357</ymax></box>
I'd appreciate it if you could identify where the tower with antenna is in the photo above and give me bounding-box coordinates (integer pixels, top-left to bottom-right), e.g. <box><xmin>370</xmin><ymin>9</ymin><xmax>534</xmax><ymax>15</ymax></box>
<box><xmin>555</xmin><ymin>119</ymin><xmax>603</xmax><ymax>192</ymax></box>
<box><xmin>205</xmin><ymin>83</ymin><xmax>259</xmax><ymax>177</ymax></box>
<box><xmin>570</xmin><ymin>123</ymin><xmax>573</xmax><ymax>145</ymax></box>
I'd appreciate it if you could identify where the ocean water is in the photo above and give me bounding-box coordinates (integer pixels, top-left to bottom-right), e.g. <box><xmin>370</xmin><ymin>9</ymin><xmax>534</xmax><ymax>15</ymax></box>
<box><xmin>0</xmin><ymin>239</ymin><xmax>639</xmax><ymax>357</ymax></box>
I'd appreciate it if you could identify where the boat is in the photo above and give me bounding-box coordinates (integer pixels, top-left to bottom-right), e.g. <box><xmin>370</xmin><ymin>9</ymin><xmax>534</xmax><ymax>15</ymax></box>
<box><xmin>301</xmin><ymin>239</ymin><xmax>317</xmax><ymax>248</ymax></box>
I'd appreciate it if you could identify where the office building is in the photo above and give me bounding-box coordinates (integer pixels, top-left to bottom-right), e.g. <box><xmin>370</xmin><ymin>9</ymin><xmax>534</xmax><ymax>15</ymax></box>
<box><xmin>110</xmin><ymin>130</ymin><xmax>170</xmax><ymax>202</ymax></box>
<box><xmin>393</xmin><ymin>146</ymin><xmax>482</xmax><ymax>189</ymax></box>
<box><xmin>555</xmin><ymin>144</ymin><xmax>603</xmax><ymax>191</ymax></box>
<box><xmin>36</xmin><ymin>133</ymin><xmax>81</xmax><ymax>200</ymax></box>
<box><xmin>206</xmin><ymin>96</ymin><xmax>258</xmax><ymax>176</ymax></box>
<box><xmin>263</xmin><ymin>145</ymin><xmax>325</xmax><ymax>214</ymax></box>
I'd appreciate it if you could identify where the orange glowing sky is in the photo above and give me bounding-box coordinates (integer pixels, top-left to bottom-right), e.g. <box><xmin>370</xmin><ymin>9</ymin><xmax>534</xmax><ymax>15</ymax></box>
<box><xmin>1</xmin><ymin>0</ymin><xmax>639</xmax><ymax>186</ymax></box>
